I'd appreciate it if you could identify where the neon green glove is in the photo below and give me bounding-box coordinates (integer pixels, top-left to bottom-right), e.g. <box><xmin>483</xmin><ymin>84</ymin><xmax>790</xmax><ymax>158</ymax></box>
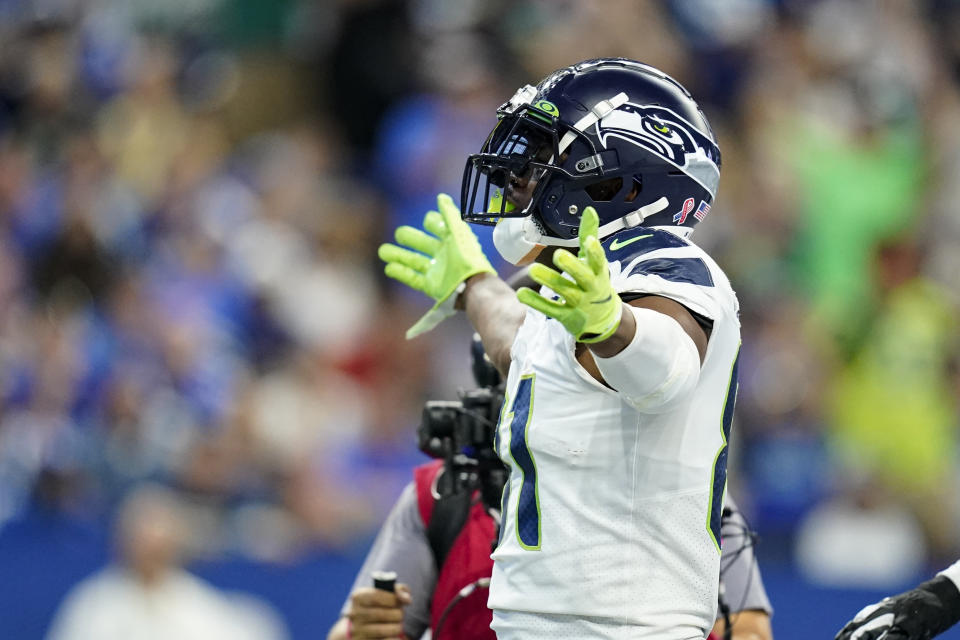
<box><xmin>517</xmin><ymin>207</ymin><xmax>622</xmax><ymax>343</ymax></box>
<box><xmin>378</xmin><ymin>193</ymin><xmax>496</xmax><ymax>339</ymax></box>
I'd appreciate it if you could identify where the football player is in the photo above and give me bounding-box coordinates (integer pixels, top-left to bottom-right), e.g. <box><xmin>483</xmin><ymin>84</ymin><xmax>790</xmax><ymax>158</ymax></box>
<box><xmin>834</xmin><ymin>560</ymin><xmax>960</xmax><ymax>640</ymax></box>
<box><xmin>379</xmin><ymin>58</ymin><xmax>739</xmax><ymax>638</ymax></box>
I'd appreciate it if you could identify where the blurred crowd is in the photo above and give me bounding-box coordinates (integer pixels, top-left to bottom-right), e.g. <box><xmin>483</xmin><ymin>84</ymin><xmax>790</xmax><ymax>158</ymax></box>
<box><xmin>1</xmin><ymin>0</ymin><xmax>960</xmax><ymax>628</ymax></box>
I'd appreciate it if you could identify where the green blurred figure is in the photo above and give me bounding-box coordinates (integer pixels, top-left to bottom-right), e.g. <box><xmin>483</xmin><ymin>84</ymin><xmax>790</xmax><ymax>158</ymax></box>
<box><xmin>790</xmin><ymin>119</ymin><xmax>927</xmax><ymax>338</ymax></box>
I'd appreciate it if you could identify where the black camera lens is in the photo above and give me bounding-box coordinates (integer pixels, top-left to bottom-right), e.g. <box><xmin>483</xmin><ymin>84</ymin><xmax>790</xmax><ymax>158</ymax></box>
<box><xmin>418</xmin><ymin>401</ymin><xmax>461</xmax><ymax>458</ymax></box>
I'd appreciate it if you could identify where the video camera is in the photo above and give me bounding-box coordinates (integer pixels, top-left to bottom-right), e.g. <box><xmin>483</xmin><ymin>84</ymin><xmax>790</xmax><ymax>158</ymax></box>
<box><xmin>417</xmin><ymin>336</ymin><xmax>507</xmax><ymax>510</ymax></box>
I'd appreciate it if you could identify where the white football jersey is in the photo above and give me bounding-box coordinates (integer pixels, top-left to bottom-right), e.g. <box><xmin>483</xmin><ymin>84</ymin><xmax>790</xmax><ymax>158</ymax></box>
<box><xmin>488</xmin><ymin>226</ymin><xmax>741</xmax><ymax>639</ymax></box>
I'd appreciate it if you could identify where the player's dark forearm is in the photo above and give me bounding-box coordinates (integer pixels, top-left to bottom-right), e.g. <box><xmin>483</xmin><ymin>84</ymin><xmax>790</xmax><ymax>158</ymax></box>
<box><xmin>588</xmin><ymin>297</ymin><xmax>707</xmax><ymax>362</ymax></box>
<box><xmin>462</xmin><ymin>272</ymin><xmax>526</xmax><ymax>376</ymax></box>
<box><xmin>587</xmin><ymin>302</ymin><xmax>636</xmax><ymax>358</ymax></box>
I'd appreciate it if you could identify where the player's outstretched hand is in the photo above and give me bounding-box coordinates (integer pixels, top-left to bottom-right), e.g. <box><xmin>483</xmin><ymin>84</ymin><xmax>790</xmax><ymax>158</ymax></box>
<box><xmin>378</xmin><ymin>194</ymin><xmax>495</xmax><ymax>339</ymax></box>
<box><xmin>346</xmin><ymin>584</ymin><xmax>412</xmax><ymax>640</ymax></box>
<box><xmin>834</xmin><ymin>575</ymin><xmax>960</xmax><ymax>640</ymax></box>
<box><xmin>517</xmin><ymin>207</ymin><xmax>621</xmax><ymax>343</ymax></box>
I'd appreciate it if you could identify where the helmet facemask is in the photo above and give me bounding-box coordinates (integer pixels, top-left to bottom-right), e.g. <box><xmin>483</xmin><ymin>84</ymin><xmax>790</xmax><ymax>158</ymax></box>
<box><xmin>461</xmin><ymin>100</ymin><xmax>611</xmax><ymax>229</ymax></box>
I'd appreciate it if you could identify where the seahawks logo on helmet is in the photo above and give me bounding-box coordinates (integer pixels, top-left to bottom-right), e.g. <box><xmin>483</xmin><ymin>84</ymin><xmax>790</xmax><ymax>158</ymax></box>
<box><xmin>596</xmin><ymin>103</ymin><xmax>721</xmax><ymax>197</ymax></box>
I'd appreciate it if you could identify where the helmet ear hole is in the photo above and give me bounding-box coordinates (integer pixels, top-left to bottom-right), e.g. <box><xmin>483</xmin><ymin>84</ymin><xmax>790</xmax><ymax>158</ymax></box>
<box><xmin>624</xmin><ymin>177</ymin><xmax>642</xmax><ymax>202</ymax></box>
<box><xmin>584</xmin><ymin>177</ymin><xmax>623</xmax><ymax>202</ymax></box>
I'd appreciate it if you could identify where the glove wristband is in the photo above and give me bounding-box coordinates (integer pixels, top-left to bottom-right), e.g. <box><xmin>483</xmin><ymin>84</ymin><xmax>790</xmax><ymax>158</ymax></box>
<box><xmin>405</xmin><ymin>280</ymin><xmax>470</xmax><ymax>340</ymax></box>
<box><xmin>577</xmin><ymin>301</ymin><xmax>623</xmax><ymax>344</ymax></box>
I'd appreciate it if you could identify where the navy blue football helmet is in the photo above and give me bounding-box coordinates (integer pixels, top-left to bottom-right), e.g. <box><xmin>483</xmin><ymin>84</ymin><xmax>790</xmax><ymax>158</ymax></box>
<box><xmin>461</xmin><ymin>58</ymin><xmax>721</xmax><ymax>242</ymax></box>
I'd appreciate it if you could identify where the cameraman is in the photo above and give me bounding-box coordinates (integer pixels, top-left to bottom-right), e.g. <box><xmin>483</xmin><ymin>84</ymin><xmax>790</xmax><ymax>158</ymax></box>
<box><xmin>326</xmin><ymin>338</ymin><xmax>772</xmax><ymax>640</ymax></box>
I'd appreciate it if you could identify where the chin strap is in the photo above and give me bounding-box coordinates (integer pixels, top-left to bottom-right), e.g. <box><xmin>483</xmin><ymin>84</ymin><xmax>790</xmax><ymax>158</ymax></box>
<box><xmin>526</xmin><ymin>196</ymin><xmax>670</xmax><ymax>248</ymax></box>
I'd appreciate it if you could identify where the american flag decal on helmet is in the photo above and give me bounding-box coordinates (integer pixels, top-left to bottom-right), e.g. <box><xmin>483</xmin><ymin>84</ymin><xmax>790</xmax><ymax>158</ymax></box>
<box><xmin>694</xmin><ymin>200</ymin><xmax>711</xmax><ymax>221</ymax></box>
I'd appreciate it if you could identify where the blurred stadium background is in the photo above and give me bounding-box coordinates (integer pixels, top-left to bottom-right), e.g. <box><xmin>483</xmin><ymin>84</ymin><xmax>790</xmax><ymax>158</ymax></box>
<box><xmin>0</xmin><ymin>0</ymin><xmax>959</xmax><ymax>638</ymax></box>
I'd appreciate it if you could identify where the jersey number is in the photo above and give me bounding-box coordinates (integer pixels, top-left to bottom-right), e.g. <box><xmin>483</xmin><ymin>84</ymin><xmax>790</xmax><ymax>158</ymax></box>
<box><xmin>499</xmin><ymin>375</ymin><xmax>541</xmax><ymax>550</ymax></box>
<box><xmin>500</xmin><ymin>358</ymin><xmax>738</xmax><ymax>554</ymax></box>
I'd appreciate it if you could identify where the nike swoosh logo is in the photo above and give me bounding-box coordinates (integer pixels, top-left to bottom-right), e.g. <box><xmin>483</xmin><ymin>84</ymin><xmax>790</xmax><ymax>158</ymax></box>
<box><xmin>591</xmin><ymin>295</ymin><xmax>613</xmax><ymax>305</ymax></box>
<box><xmin>609</xmin><ymin>234</ymin><xmax>653</xmax><ymax>251</ymax></box>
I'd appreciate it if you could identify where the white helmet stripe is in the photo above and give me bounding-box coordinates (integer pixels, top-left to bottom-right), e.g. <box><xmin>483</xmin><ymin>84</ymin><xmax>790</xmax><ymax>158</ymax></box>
<box><xmin>557</xmin><ymin>92</ymin><xmax>629</xmax><ymax>155</ymax></box>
